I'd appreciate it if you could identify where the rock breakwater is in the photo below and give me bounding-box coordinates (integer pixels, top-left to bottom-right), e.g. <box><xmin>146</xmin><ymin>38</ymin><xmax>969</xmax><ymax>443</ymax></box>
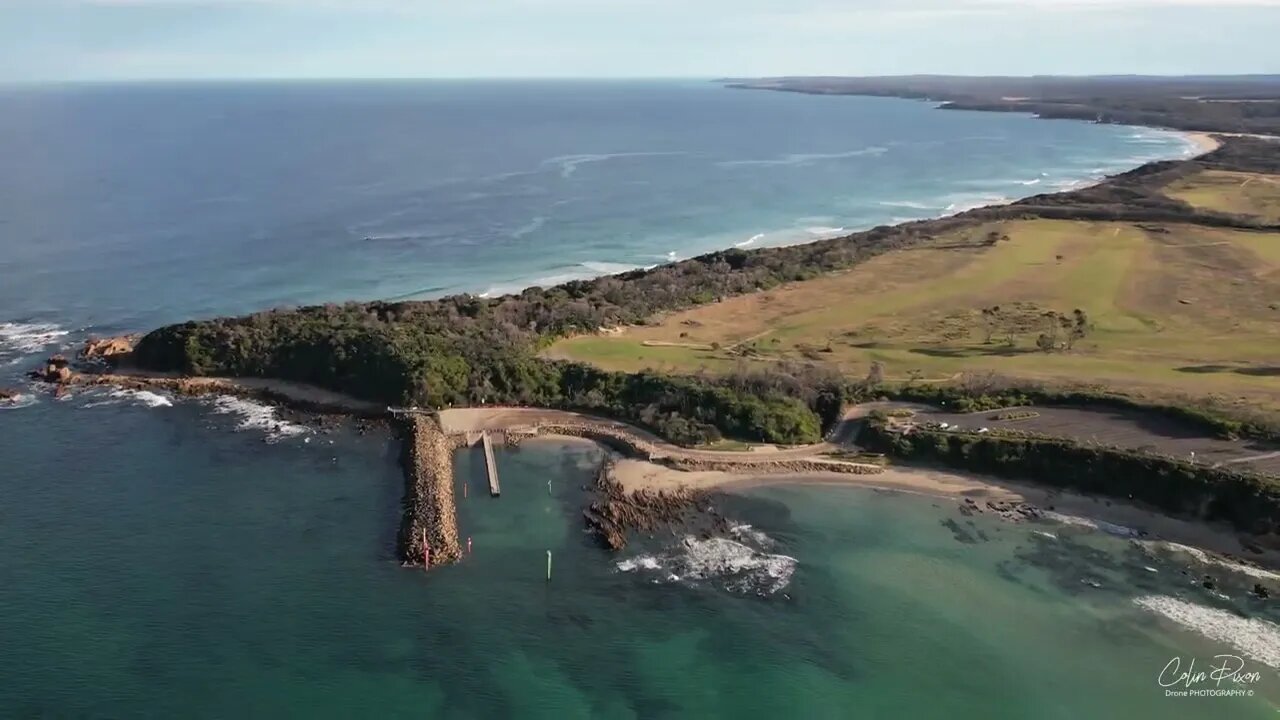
<box><xmin>399</xmin><ymin>415</ymin><xmax>462</xmax><ymax>568</ymax></box>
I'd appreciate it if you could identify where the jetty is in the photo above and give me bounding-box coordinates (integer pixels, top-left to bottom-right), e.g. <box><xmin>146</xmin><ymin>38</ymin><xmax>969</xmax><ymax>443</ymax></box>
<box><xmin>481</xmin><ymin>431</ymin><xmax>501</xmax><ymax>496</ymax></box>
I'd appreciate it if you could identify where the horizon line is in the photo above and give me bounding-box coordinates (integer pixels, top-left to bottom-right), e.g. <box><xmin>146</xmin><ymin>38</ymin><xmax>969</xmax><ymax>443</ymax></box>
<box><xmin>5</xmin><ymin>72</ymin><xmax>1280</xmax><ymax>87</ymax></box>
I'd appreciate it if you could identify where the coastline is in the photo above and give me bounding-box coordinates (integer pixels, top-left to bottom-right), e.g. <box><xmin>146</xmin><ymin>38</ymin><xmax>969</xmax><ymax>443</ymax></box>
<box><xmin>609</xmin><ymin>455</ymin><xmax>1280</xmax><ymax>572</ymax></box>
<box><xmin>20</xmin><ymin>101</ymin><xmax>1275</xmax><ymax>580</ymax></box>
<box><xmin>1182</xmin><ymin>130</ymin><xmax>1223</xmax><ymax>156</ymax></box>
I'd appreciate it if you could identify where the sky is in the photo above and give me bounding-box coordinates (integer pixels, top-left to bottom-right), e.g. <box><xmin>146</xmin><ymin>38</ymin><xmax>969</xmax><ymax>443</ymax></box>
<box><xmin>1</xmin><ymin>0</ymin><xmax>1278</xmax><ymax>82</ymax></box>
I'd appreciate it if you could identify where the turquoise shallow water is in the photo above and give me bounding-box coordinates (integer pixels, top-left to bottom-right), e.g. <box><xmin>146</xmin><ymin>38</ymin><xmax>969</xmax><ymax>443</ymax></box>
<box><xmin>1</xmin><ymin>81</ymin><xmax>1275</xmax><ymax>717</ymax></box>
<box><xmin>1</xmin><ymin>406</ymin><xmax>1276</xmax><ymax>717</ymax></box>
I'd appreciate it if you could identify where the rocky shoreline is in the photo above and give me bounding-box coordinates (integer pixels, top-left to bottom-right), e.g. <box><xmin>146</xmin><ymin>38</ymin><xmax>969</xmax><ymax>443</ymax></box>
<box><xmin>584</xmin><ymin>459</ymin><xmax>713</xmax><ymax>551</ymax></box>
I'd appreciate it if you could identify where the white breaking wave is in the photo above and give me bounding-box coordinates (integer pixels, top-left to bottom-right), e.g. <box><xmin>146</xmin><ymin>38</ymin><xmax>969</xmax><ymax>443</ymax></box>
<box><xmin>82</xmin><ymin>388</ymin><xmax>174</xmax><ymax>409</ymax></box>
<box><xmin>579</xmin><ymin>261</ymin><xmax>643</xmax><ymax>276</ymax></box>
<box><xmin>736</xmin><ymin>233</ymin><xmax>766</xmax><ymax>248</ymax></box>
<box><xmin>942</xmin><ymin>193</ymin><xmax>1014</xmax><ymax>215</ymax></box>
<box><xmin>0</xmin><ymin>390</ymin><xmax>38</xmax><ymax>410</ymax></box>
<box><xmin>1050</xmin><ymin>178</ymin><xmax>1096</xmax><ymax>191</ymax></box>
<box><xmin>1042</xmin><ymin>511</ymin><xmax>1141</xmax><ymax>538</ymax></box>
<box><xmin>728</xmin><ymin>523</ymin><xmax>775</xmax><ymax>549</ymax></box>
<box><xmin>1138</xmin><ymin>541</ymin><xmax>1280</xmax><ymax>583</ymax></box>
<box><xmin>878</xmin><ymin>200</ymin><xmax>939</xmax><ymax>210</ymax></box>
<box><xmin>616</xmin><ymin>556</ymin><xmax>662</xmax><ymax>572</ymax></box>
<box><xmin>0</xmin><ymin>322</ymin><xmax>70</xmax><ymax>357</ymax></box>
<box><xmin>478</xmin><ymin>260</ymin><xmax>649</xmax><ymax>298</ymax></box>
<box><xmin>208</xmin><ymin>395</ymin><xmax>308</xmax><ymax>442</ymax></box>
<box><xmin>1134</xmin><ymin>595</ymin><xmax>1280</xmax><ymax>668</ymax></box>
<box><xmin>952</xmin><ymin>177</ymin><xmax>1043</xmax><ymax>188</ymax></box>
<box><xmin>718</xmin><ymin>146</ymin><xmax>888</xmax><ymax>168</ymax></box>
<box><xmin>616</xmin><ymin>535</ymin><xmax>796</xmax><ymax>596</ymax></box>
<box><xmin>804</xmin><ymin>226</ymin><xmax>846</xmax><ymax>237</ymax></box>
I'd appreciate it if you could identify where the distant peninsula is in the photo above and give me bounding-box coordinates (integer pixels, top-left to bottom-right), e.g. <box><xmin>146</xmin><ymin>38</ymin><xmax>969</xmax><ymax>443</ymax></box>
<box><xmin>721</xmin><ymin>75</ymin><xmax>1280</xmax><ymax>135</ymax></box>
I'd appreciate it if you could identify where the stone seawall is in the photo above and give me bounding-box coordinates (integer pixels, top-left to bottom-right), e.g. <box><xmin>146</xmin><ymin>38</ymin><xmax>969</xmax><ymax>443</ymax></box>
<box><xmin>519</xmin><ymin>423</ymin><xmax>663</xmax><ymax>459</ymax></box>
<box><xmin>661</xmin><ymin>457</ymin><xmax>885</xmax><ymax>475</ymax></box>
<box><xmin>399</xmin><ymin>415</ymin><xmax>462</xmax><ymax>568</ymax></box>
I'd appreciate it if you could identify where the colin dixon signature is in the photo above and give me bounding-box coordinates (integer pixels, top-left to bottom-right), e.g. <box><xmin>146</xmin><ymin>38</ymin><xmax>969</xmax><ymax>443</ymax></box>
<box><xmin>1158</xmin><ymin>655</ymin><xmax>1262</xmax><ymax>698</ymax></box>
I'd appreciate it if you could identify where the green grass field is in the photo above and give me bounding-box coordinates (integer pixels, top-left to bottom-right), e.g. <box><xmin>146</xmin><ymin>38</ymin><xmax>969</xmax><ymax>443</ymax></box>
<box><xmin>1163</xmin><ymin>169</ymin><xmax>1280</xmax><ymax>223</ymax></box>
<box><xmin>549</xmin><ymin>174</ymin><xmax>1280</xmax><ymax>410</ymax></box>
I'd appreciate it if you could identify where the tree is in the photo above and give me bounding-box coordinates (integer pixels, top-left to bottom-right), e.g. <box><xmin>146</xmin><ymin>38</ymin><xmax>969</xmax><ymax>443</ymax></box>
<box><xmin>1037</xmin><ymin>311</ymin><xmax>1062</xmax><ymax>353</ymax></box>
<box><xmin>980</xmin><ymin>306</ymin><xmax>1001</xmax><ymax>344</ymax></box>
<box><xmin>866</xmin><ymin>361</ymin><xmax>885</xmax><ymax>386</ymax></box>
<box><xmin>1067</xmin><ymin>308</ymin><xmax>1090</xmax><ymax>350</ymax></box>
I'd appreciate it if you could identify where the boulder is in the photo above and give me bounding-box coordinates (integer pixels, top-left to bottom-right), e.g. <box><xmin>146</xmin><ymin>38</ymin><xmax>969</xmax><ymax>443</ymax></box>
<box><xmin>80</xmin><ymin>335</ymin><xmax>137</xmax><ymax>363</ymax></box>
<box><xmin>28</xmin><ymin>361</ymin><xmax>73</xmax><ymax>384</ymax></box>
<box><xmin>0</xmin><ymin>387</ymin><xmax>19</xmax><ymax>402</ymax></box>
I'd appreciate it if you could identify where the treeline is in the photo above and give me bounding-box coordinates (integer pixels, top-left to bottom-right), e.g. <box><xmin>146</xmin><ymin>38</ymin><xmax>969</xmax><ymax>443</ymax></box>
<box><xmin>133</xmin><ymin>291</ymin><xmax>841</xmax><ymax>444</ymax></box>
<box><xmin>132</xmin><ymin>214</ymin><xmax>953</xmax><ymax>445</ymax></box>
<box><xmin>859</xmin><ymin>421</ymin><xmax>1280</xmax><ymax>535</ymax></box>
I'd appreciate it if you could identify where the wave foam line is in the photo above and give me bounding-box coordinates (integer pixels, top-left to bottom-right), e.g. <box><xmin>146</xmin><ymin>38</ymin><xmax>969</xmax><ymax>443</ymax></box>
<box><xmin>1042</xmin><ymin>511</ymin><xmax>1141</xmax><ymax>538</ymax></box>
<box><xmin>718</xmin><ymin>146</ymin><xmax>888</xmax><ymax>168</ymax></box>
<box><xmin>1134</xmin><ymin>595</ymin><xmax>1280</xmax><ymax>668</ymax></box>
<box><xmin>543</xmin><ymin>151</ymin><xmax>687</xmax><ymax>179</ymax></box>
<box><xmin>617</xmin><ymin>535</ymin><xmax>796</xmax><ymax>596</ymax></box>
<box><xmin>878</xmin><ymin>200</ymin><xmax>939</xmax><ymax>210</ymax></box>
<box><xmin>509</xmin><ymin>215</ymin><xmax>547</xmax><ymax>239</ymax></box>
<box><xmin>82</xmin><ymin>388</ymin><xmax>173</xmax><ymax>409</ymax></box>
<box><xmin>0</xmin><ymin>322</ymin><xmax>70</xmax><ymax>356</ymax></box>
<box><xmin>209</xmin><ymin>395</ymin><xmax>308</xmax><ymax>442</ymax></box>
<box><xmin>1139</xmin><ymin>541</ymin><xmax>1280</xmax><ymax>582</ymax></box>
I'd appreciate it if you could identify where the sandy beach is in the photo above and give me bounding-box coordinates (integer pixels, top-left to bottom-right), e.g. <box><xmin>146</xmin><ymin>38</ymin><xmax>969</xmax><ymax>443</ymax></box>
<box><xmin>609</xmin><ymin>454</ymin><xmax>1280</xmax><ymax>572</ymax></box>
<box><xmin>1181</xmin><ymin>130</ymin><xmax>1223</xmax><ymax>156</ymax></box>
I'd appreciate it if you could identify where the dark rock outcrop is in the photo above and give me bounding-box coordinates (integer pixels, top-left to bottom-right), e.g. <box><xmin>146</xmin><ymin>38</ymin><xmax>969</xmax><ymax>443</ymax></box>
<box><xmin>583</xmin><ymin>460</ymin><xmax>705</xmax><ymax>551</ymax></box>
<box><xmin>28</xmin><ymin>356</ymin><xmax>72</xmax><ymax>384</ymax></box>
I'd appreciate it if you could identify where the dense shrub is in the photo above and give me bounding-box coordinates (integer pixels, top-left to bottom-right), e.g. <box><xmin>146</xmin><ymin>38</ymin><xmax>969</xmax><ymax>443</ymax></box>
<box><xmin>860</xmin><ymin>422</ymin><xmax>1280</xmax><ymax>534</ymax></box>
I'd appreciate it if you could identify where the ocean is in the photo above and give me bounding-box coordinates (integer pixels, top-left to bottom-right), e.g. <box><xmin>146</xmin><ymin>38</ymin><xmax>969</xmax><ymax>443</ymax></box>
<box><xmin>1</xmin><ymin>81</ymin><xmax>1275</xmax><ymax>717</ymax></box>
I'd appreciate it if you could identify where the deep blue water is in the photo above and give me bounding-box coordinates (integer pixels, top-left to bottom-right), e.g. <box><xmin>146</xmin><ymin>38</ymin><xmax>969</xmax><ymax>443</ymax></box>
<box><xmin>8</xmin><ymin>82</ymin><xmax>1273</xmax><ymax>719</ymax></box>
<box><xmin>0</xmin><ymin>80</ymin><xmax>1193</xmax><ymax>338</ymax></box>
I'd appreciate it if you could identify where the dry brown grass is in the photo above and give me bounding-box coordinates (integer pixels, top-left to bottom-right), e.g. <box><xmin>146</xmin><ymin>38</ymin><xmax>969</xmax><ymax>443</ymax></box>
<box><xmin>550</xmin><ymin>217</ymin><xmax>1280</xmax><ymax>410</ymax></box>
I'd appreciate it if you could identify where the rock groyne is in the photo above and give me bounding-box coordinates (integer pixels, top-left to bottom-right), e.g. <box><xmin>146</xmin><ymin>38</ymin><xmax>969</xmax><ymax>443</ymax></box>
<box><xmin>398</xmin><ymin>415</ymin><xmax>463</xmax><ymax>568</ymax></box>
<box><xmin>584</xmin><ymin>460</ymin><xmax>708</xmax><ymax>551</ymax></box>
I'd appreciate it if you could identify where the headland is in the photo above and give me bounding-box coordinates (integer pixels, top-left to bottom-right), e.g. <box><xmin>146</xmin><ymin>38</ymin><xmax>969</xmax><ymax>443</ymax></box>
<box><xmin>26</xmin><ymin>77</ymin><xmax>1280</xmax><ymax>580</ymax></box>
